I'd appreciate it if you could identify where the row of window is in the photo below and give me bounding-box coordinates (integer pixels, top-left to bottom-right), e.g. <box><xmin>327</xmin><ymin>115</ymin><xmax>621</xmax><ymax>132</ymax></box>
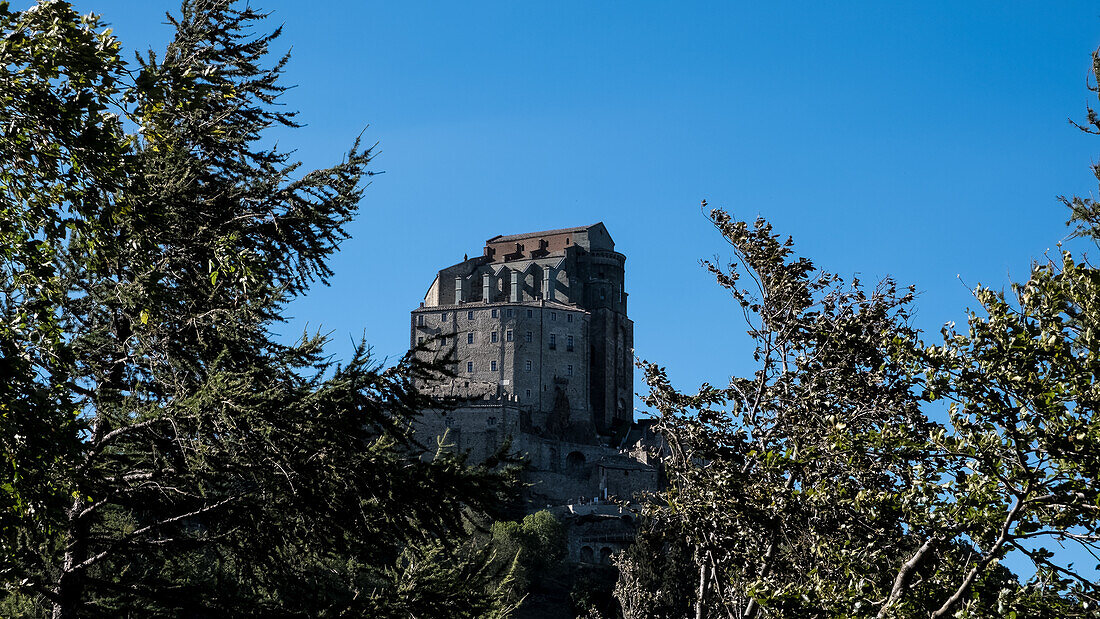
<box><xmin>465</xmin><ymin>360</ymin><xmax>573</xmax><ymax>376</ymax></box>
<box><xmin>417</xmin><ymin>309</ymin><xmax>576</xmax><ymax>325</ymax></box>
<box><xmin>417</xmin><ymin>332</ymin><xmax>574</xmax><ymax>351</ymax></box>
<box><xmin>448</xmin><ymin>415</ymin><xmax>499</xmax><ymax>428</ymax></box>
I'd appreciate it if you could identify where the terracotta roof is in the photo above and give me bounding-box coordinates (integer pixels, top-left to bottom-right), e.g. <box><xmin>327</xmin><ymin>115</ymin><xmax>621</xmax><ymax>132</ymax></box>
<box><xmin>487</xmin><ymin>223</ymin><xmax>602</xmax><ymax>244</ymax></box>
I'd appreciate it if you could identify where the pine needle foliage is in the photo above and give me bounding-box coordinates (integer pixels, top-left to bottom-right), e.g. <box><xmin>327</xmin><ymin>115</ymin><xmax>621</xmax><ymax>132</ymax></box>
<box><xmin>0</xmin><ymin>2</ymin><xmax>518</xmax><ymax>616</ymax></box>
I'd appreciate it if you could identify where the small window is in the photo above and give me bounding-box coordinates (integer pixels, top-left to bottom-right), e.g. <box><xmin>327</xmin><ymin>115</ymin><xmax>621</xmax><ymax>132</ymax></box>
<box><xmin>525</xmin><ymin>389</ymin><xmax>531</xmax><ymax>398</ymax></box>
<box><xmin>527</xmin><ymin>309</ymin><xmax>533</xmax><ymax>318</ymax></box>
<box><xmin>491</xmin><ymin>309</ymin><xmax>498</xmax><ymax>318</ymax></box>
<box><xmin>567</xmin><ymin>314</ymin><xmax>573</xmax><ymax>323</ymax></box>
<box><xmin>467</xmin><ymin>310</ymin><xmax>474</xmax><ymax>320</ymax></box>
<box><xmin>417</xmin><ymin>336</ymin><xmax>423</xmax><ymax>344</ymax></box>
<box><xmin>417</xmin><ymin>315</ymin><xmax>425</xmax><ymax>326</ymax></box>
<box><xmin>525</xmin><ymin>360</ymin><xmax>532</xmax><ymax>371</ymax></box>
<box><xmin>507</xmin><ymin>330</ymin><xmax>513</xmax><ymax>342</ymax></box>
<box><xmin>567</xmin><ymin>364</ymin><xmax>573</xmax><ymax>376</ymax></box>
<box><xmin>600</xmin><ymin>289</ymin><xmax>606</xmax><ymax>300</ymax></box>
<box><xmin>488</xmin><ymin>416</ymin><xmax>497</xmax><ymax>426</ymax></box>
<box><xmin>549</xmin><ymin>334</ymin><xmax>556</xmax><ymax>350</ymax></box>
<box><xmin>507</xmin><ymin>308</ymin><xmax>514</xmax><ymax>317</ymax></box>
<box><xmin>441</xmin><ymin>312</ymin><xmax>447</xmax><ymax>321</ymax></box>
<box><xmin>526</xmin><ymin>331</ymin><xmax>533</xmax><ymax>343</ymax></box>
<box><xmin>467</xmin><ymin>362</ymin><xmax>473</xmax><ymax>372</ymax></box>
<box><xmin>491</xmin><ymin>332</ymin><xmax>498</xmax><ymax>343</ymax></box>
<box><xmin>567</xmin><ymin>335</ymin><xmax>574</xmax><ymax>352</ymax></box>
<box><xmin>491</xmin><ymin>360</ymin><xmax>497</xmax><ymax>371</ymax></box>
<box><xmin>467</xmin><ymin>332</ymin><xmax>474</xmax><ymax>344</ymax></box>
<box><xmin>551</xmin><ymin>311</ymin><xmax>556</xmax><ymax>321</ymax></box>
<box><xmin>440</xmin><ymin>336</ymin><xmax>447</xmax><ymax>346</ymax></box>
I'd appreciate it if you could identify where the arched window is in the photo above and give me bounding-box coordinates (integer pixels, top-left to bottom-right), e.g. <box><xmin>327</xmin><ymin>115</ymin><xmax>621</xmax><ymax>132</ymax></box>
<box><xmin>566</xmin><ymin>451</ymin><xmax>586</xmax><ymax>475</ymax></box>
<box><xmin>580</xmin><ymin>546</ymin><xmax>594</xmax><ymax>563</ymax></box>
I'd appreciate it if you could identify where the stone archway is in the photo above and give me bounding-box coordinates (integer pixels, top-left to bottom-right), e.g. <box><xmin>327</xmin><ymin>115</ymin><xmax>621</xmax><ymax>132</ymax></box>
<box><xmin>580</xmin><ymin>546</ymin><xmax>594</xmax><ymax>563</ymax></box>
<box><xmin>566</xmin><ymin>451</ymin><xmax>585</xmax><ymax>477</ymax></box>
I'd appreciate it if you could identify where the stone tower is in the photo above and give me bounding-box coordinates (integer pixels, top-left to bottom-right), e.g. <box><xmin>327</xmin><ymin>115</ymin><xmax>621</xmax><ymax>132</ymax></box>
<box><xmin>411</xmin><ymin>223</ymin><xmax>633</xmax><ymax>440</ymax></box>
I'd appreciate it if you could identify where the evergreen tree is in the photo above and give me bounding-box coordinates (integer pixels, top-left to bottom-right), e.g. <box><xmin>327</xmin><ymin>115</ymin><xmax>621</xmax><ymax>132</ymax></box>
<box><xmin>0</xmin><ymin>2</ymin><xmax>517</xmax><ymax>616</ymax></box>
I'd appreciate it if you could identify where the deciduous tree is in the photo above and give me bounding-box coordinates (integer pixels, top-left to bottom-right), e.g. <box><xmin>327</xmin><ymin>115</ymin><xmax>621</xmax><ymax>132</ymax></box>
<box><xmin>620</xmin><ymin>197</ymin><xmax>1100</xmax><ymax>616</ymax></box>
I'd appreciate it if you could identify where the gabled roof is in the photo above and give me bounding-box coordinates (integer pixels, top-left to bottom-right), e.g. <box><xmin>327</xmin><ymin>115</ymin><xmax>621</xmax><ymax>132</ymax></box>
<box><xmin>487</xmin><ymin>223</ymin><xmax>603</xmax><ymax>244</ymax></box>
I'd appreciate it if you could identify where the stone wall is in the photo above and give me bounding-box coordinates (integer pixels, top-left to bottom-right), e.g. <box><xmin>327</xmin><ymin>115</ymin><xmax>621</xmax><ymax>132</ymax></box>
<box><xmin>412</xmin><ymin>302</ymin><xmax>590</xmax><ymax>429</ymax></box>
<box><xmin>550</xmin><ymin>503</ymin><xmax>640</xmax><ymax>565</ymax></box>
<box><xmin>411</xmin><ymin>403</ymin><xmax>659</xmax><ymax>507</ymax></box>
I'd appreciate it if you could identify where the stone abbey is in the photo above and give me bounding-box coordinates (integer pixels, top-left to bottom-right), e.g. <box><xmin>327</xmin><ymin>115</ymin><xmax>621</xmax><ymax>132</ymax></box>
<box><xmin>410</xmin><ymin>224</ymin><xmax>661</xmax><ymax>563</ymax></box>
<box><xmin>412</xmin><ymin>222</ymin><xmax>634</xmax><ymax>440</ymax></box>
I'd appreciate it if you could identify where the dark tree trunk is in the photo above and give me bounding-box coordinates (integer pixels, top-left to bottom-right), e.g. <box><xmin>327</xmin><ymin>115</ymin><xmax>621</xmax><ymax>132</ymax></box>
<box><xmin>52</xmin><ymin>495</ymin><xmax>90</xmax><ymax>619</ymax></box>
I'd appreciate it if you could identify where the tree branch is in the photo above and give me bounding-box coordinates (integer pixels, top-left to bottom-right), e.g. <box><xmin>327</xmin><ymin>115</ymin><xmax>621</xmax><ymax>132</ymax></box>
<box><xmin>877</xmin><ymin>535</ymin><xmax>938</xmax><ymax>617</ymax></box>
<box><xmin>930</xmin><ymin>497</ymin><xmax>1025</xmax><ymax>618</ymax></box>
<box><xmin>65</xmin><ymin>495</ymin><xmax>238</xmax><ymax>575</ymax></box>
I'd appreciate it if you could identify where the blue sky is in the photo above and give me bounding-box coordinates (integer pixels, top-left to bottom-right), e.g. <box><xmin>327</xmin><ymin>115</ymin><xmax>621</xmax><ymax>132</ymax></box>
<box><xmin>56</xmin><ymin>1</ymin><xmax>1100</xmax><ymax>406</ymax></box>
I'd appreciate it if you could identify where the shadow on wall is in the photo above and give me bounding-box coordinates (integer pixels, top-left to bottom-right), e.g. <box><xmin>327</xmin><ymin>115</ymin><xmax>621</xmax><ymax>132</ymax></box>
<box><xmin>577</xmin><ymin>545</ymin><xmax>615</xmax><ymax>565</ymax></box>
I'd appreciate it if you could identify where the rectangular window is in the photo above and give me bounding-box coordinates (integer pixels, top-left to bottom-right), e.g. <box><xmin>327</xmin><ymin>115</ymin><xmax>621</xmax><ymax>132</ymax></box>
<box><xmin>491</xmin><ymin>331</ymin><xmax>498</xmax><ymax>343</ymax></box>
<box><xmin>506</xmin><ymin>330</ymin><xmax>513</xmax><ymax>342</ymax></box>
<box><xmin>525</xmin><ymin>331</ymin><xmax>533</xmax><ymax>343</ymax></box>
<box><xmin>417</xmin><ymin>336</ymin><xmax>423</xmax><ymax>344</ymax></box>
<box><xmin>551</xmin><ymin>311</ymin><xmax>556</xmax><ymax>321</ymax></box>
<box><xmin>507</xmin><ymin>308</ymin><xmax>514</xmax><ymax>317</ymax></box>
<box><xmin>441</xmin><ymin>312</ymin><xmax>447</xmax><ymax>321</ymax></box>
<box><xmin>440</xmin><ymin>336</ymin><xmax>447</xmax><ymax>346</ymax></box>
<box><xmin>527</xmin><ymin>309</ymin><xmax>533</xmax><ymax>318</ymax></box>
<box><xmin>567</xmin><ymin>314</ymin><xmax>573</xmax><ymax>323</ymax></box>
<box><xmin>525</xmin><ymin>360</ymin><xmax>532</xmax><ymax>371</ymax></box>
<box><xmin>491</xmin><ymin>309</ymin><xmax>498</xmax><ymax>318</ymax></box>
<box><xmin>417</xmin><ymin>315</ymin><xmax>425</xmax><ymax>326</ymax></box>
<box><xmin>467</xmin><ymin>332</ymin><xmax>474</xmax><ymax>344</ymax></box>
<box><xmin>525</xmin><ymin>389</ymin><xmax>531</xmax><ymax>398</ymax></box>
<box><xmin>567</xmin><ymin>335</ymin><xmax>574</xmax><ymax>352</ymax></box>
<box><xmin>488</xmin><ymin>416</ymin><xmax>497</xmax><ymax>426</ymax></box>
<box><xmin>468</xmin><ymin>310</ymin><xmax>475</xmax><ymax>320</ymax></box>
<box><xmin>467</xmin><ymin>361</ymin><xmax>473</xmax><ymax>372</ymax></box>
<box><xmin>567</xmin><ymin>364</ymin><xmax>573</xmax><ymax>376</ymax></box>
<box><xmin>491</xmin><ymin>360</ymin><xmax>498</xmax><ymax>371</ymax></box>
<box><xmin>549</xmin><ymin>334</ymin><xmax>556</xmax><ymax>350</ymax></box>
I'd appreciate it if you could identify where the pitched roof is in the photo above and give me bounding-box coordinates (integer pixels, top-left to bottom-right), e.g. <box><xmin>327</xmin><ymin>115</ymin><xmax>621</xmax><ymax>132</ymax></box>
<box><xmin>487</xmin><ymin>223</ymin><xmax>602</xmax><ymax>244</ymax></box>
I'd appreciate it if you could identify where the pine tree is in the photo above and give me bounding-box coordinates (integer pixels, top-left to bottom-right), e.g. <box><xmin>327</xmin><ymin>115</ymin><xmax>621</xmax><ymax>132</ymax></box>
<box><xmin>0</xmin><ymin>2</ymin><xmax>518</xmax><ymax>616</ymax></box>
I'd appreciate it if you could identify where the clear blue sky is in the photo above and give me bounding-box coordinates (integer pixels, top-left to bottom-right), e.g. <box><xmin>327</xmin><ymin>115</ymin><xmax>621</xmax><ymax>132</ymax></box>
<box><xmin>54</xmin><ymin>1</ymin><xmax>1100</xmax><ymax>408</ymax></box>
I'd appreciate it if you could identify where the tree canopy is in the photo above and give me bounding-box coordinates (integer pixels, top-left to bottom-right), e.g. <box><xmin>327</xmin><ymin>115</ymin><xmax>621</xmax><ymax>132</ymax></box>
<box><xmin>0</xmin><ymin>2</ymin><xmax>518</xmax><ymax>616</ymax></box>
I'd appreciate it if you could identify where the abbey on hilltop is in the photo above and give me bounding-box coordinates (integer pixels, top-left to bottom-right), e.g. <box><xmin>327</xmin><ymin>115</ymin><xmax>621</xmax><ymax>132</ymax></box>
<box><xmin>410</xmin><ymin>224</ymin><xmax>661</xmax><ymax>560</ymax></box>
<box><xmin>412</xmin><ymin>222</ymin><xmax>633</xmax><ymax>438</ymax></box>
